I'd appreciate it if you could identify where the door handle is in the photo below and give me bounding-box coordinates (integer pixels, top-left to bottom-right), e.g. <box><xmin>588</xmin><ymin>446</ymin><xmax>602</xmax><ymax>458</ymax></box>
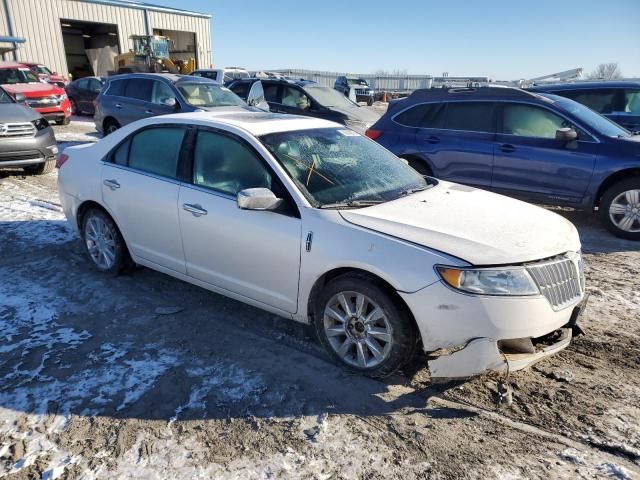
<box><xmin>114</xmin><ymin>103</ymin><xmax>122</xmax><ymax>109</ymax></box>
<box><xmin>103</xmin><ymin>179</ymin><xmax>120</xmax><ymax>190</ymax></box>
<box><xmin>500</xmin><ymin>144</ymin><xmax>516</xmax><ymax>153</ymax></box>
<box><xmin>182</xmin><ymin>203</ymin><xmax>208</xmax><ymax>217</ymax></box>
<box><xmin>145</xmin><ymin>110</ymin><xmax>153</xmax><ymax>114</ymax></box>
<box><xmin>426</xmin><ymin>136</ymin><xmax>440</xmax><ymax>144</ymax></box>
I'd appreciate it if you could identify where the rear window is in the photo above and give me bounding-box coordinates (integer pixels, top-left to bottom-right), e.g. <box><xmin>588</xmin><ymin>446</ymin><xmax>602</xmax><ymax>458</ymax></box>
<box><xmin>394</xmin><ymin>103</ymin><xmax>444</xmax><ymax>128</ymax></box>
<box><xmin>443</xmin><ymin>102</ymin><xmax>495</xmax><ymax>133</ymax></box>
<box><xmin>125</xmin><ymin>79</ymin><xmax>153</xmax><ymax>101</ymax></box>
<box><xmin>106</xmin><ymin>79</ymin><xmax>127</xmax><ymax>96</ymax></box>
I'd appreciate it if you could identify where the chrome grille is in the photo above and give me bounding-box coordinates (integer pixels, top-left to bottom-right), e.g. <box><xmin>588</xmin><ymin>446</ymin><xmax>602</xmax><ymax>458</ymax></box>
<box><xmin>0</xmin><ymin>122</ymin><xmax>36</xmax><ymax>138</ymax></box>
<box><xmin>527</xmin><ymin>255</ymin><xmax>584</xmax><ymax>311</ymax></box>
<box><xmin>26</xmin><ymin>96</ymin><xmax>59</xmax><ymax>108</ymax></box>
<box><xmin>355</xmin><ymin>88</ymin><xmax>372</xmax><ymax>96</ymax></box>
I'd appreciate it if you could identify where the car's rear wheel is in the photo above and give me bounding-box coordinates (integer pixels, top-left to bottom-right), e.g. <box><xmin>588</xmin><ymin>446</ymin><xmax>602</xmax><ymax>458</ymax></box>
<box><xmin>104</xmin><ymin>119</ymin><xmax>120</xmax><ymax>135</ymax></box>
<box><xmin>314</xmin><ymin>274</ymin><xmax>417</xmax><ymax>378</ymax></box>
<box><xmin>70</xmin><ymin>98</ymin><xmax>79</xmax><ymax>115</ymax></box>
<box><xmin>56</xmin><ymin>116</ymin><xmax>71</xmax><ymax>125</ymax></box>
<box><xmin>25</xmin><ymin>160</ymin><xmax>55</xmax><ymax>175</ymax></box>
<box><xmin>82</xmin><ymin>208</ymin><xmax>128</xmax><ymax>274</ymax></box>
<box><xmin>402</xmin><ymin>157</ymin><xmax>433</xmax><ymax>177</ymax></box>
<box><xmin>599</xmin><ymin>178</ymin><xmax>640</xmax><ymax>240</ymax></box>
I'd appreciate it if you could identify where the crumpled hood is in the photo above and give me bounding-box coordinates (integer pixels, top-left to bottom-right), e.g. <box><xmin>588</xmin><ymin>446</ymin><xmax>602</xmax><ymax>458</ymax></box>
<box><xmin>339</xmin><ymin>181</ymin><xmax>581</xmax><ymax>265</ymax></box>
<box><xmin>0</xmin><ymin>103</ymin><xmax>40</xmax><ymax>122</ymax></box>
<box><xmin>334</xmin><ymin>103</ymin><xmax>380</xmax><ymax>124</ymax></box>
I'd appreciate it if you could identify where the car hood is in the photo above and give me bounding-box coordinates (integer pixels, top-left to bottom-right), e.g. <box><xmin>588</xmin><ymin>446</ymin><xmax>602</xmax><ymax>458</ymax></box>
<box><xmin>0</xmin><ymin>102</ymin><xmax>40</xmax><ymax>122</ymax></box>
<box><xmin>198</xmin><ymin>105</ymin><xmax>260</xmax><ymax>113</ymax></box>
<box><xmin>2</xmin><ymin>83</ymin><xmax>63</xmax><ymax>97</ymax></box>
<box><xmin>332</xmin><ymin>103</ymin><xmax>380</xmax><ymax>124</ymax></box>
<box><xmin>339</xmin><ymin>181</ymin><xmax>581</xmax><ymax>265</ymax></box>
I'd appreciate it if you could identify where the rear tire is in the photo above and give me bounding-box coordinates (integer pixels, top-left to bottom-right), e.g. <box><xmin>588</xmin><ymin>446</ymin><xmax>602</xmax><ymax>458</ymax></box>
<box><xmin>599</xmin><ymin>178</ymin><xmax>640</xmax><ymax>240</ymax></box>
<box><xmin>403</xmin><ymin>157</ymin><xmax>433</xmax><ymax>177</ymax></box>
<box><xmin>56</xmin><ymin>116</ymin><xmax>71</xmax><ymax>125</ymax></box>
<box><xmin>25</xmin><ymin>159</ymin><xmax>55</xmax><ymax>175</ymax></box>
<box><xmin>314</xmin><ymin>273</ymin><xmax>417</xmax><ymax>378</ymax></box>
<box><xmin>81</xmin><ymin>208</ymin><xmax>128</xmax><ymax>275</ymax></box>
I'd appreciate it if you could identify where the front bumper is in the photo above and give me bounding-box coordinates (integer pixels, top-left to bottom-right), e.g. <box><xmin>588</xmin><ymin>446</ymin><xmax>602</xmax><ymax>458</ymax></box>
<box><xmin>0</xmin><ymin>127</ymin><xmax>58</xmax><ymax>168</ymax></box>
<box><xmin>34</xmin><ymin>99</ymin><xmax>72</xmax><ymax>121</ymax></box>
<box><xmin>400</xmin><ymin>280</ymin><xmax>586</xmax><ymax>379</ymax></box>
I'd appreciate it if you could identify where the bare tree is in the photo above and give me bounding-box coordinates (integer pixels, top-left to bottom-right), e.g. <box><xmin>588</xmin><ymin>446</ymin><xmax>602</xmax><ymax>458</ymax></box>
<box><xmin>587</xmin><ymin>63</ymin><xmax>623</xmax><ymax>80</ymax></box>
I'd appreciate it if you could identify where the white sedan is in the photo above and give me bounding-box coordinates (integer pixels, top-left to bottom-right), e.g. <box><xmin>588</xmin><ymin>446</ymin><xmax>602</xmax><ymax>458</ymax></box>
<box><xmin>57</xmin><ymin>112</ymin><xmax>587</xmax><ymax>379</ymax></box>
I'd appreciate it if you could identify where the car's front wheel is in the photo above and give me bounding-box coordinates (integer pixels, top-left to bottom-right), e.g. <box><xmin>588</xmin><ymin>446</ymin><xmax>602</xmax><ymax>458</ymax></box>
<box><xmin>599</xmin><ymin>178</ymin><xmax>640</xmax><ymax>240</ymax></box>
<box><xmin>104</xmin><ymin>119</ymin><xmax>120</xmax><ymax>135</ymax></box>
<box><xmin>82</xmin><ymin>208</ymin><xmax>128</xmax><ymax>274</ymax></box>
<box><xmin>314</xmin><ymin>274</ymin><xmax>417</xmax><ymax>378</ymax></box>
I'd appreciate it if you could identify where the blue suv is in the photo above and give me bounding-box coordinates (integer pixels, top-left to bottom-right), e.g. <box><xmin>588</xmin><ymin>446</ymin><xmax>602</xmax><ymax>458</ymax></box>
<box><xmin>366</xmin><ymin>87</ymin><xmax>640</xmax><ymax>240</ymax></box>
<box><xmin>528</xmin><ymin>81</ymin><xmax>640</xmax><ymax>132</ymax></box>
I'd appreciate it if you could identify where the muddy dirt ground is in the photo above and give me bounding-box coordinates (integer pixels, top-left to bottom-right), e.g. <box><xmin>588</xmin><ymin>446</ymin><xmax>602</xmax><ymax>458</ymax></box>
<box><xmin>0</xmin><ymin>118</ymin><xmax>638</xmax><ymax>479</ymax></box>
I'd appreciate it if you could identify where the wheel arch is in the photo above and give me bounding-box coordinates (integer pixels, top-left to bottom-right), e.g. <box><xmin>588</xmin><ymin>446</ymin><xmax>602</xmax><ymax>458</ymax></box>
<box><xmin>306</xmin><ymin>267</ymin><xmax>420</xmax><ymax>339</ymax></box>
<box><xmin>399</xmin><ymin>153</ymin><xmax>434</xmax><ymax>176</ymax></box>
<box><xmin>76</xmin><ymin>200</ymin><xmax>131</xmax><ymax>255</ymax></box>
<box><xmin>102</xmin><ymin>116</ymin><xmax>119</xmax><ymax>132</ymax></box>
<box><xmin>594</xmin><ymin>168</ymin><xmax>640</xmax><ymax>208</ymax></box>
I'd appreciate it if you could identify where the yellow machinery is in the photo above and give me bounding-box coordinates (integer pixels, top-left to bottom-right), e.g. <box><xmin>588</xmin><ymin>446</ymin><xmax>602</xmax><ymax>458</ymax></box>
<box><xmin>115</xmin><ymin>35</ymin><xmax>196</xmax><ymax>74</ymax></box>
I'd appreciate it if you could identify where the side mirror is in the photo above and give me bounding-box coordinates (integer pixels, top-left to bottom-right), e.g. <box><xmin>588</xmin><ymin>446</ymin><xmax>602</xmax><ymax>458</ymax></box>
<box><xmin>14</xmin><ymin>92</ymin><xmax>26</xmax><ymax>103</ymax></box>
<box><xmin>163</xmin><ymin>97</ymin><xmax>178</xmax><ymax>108</ymax></box>
<box><xmin>237</xmin><ymin>188</ymin><xmax>283</xmax><ymax>211</ymax></box>
<box><xmin>555</xmin><ymin>128</ymin><xmax>578</xmax><ymax>143</ymax></box>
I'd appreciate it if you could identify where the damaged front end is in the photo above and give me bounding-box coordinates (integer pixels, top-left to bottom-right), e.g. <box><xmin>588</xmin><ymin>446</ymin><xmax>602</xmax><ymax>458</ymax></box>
<box><xmin>428</xmin><ymin>297</ymin><xmax>587</xmax><ymax>380</ymax></box>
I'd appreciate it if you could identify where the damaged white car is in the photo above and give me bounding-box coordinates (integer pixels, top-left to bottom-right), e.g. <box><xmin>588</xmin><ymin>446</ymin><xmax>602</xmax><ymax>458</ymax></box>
<box><xmin>57</xmin><ymin>111</ymin><xmax>587</xmax><ymax>379</ymax></box>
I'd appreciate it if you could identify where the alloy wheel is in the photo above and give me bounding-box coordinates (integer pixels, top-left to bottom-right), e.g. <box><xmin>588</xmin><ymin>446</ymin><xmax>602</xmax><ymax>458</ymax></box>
<box><xmin>85</xmin><ymin>216</ymin><xmax>117</xmax><ymax>269</ymax></box>
<box><xmin>323</xmin><ymin>291</ymin><xmax>393</xmax><ymax>369</ymax></box>
<box><xmin>609</xmin><ymin>189</ymin><xmax>640</xmax><ymax>233</ymax></box>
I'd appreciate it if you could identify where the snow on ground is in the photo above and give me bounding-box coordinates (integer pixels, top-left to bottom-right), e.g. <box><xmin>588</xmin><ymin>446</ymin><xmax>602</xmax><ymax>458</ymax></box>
<box><xmin>1</xmin><ymin>119</ymin><xmax>639</xmax><ymax>479</ymax></box>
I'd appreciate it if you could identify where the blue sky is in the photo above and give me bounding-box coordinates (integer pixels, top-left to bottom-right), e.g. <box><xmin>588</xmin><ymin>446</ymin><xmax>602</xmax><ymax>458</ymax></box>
<box><xmin>160</xmin><ymin>0</ymin><xmax>640</xmax><ymax>80</ymax></box>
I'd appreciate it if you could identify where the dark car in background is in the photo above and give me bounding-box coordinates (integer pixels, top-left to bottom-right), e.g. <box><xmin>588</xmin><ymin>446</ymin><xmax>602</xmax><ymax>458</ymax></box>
<box><xmin>66</xmin><ymin>76</ymin><xmax>105</xmax><ymax>115</ymax></box>
<box><xmin>334</xmin><ymin>76</ymin><xmax>375</xmax><ymax>105</ymax></box>
<box><xmin>228</xmin><ymin>78</ymin><xmax>380</xmax><ymax>135</ymax></box>
<box><xmin>0</xmin><ymin>86</ymin><xmax>58</xmax><ymax>175</ymax></box>
<box><xmin>367</xmin><ymin>86</ymin><xmax>640</xmax><ymax>239</ymax></box>
<box><xmin>528</xmin><ymin>81</ymin><xmax>640</xmax><ymax>132</ymax></box>
<box><xmin>21</xmin><ymin>61</ymin><xmax>68</xmax><ymax>88</ymax></box>
<box><xmin>94</xmin><ymin>73</ymin><xmax>257</xmax><ymax>134</ymax></box>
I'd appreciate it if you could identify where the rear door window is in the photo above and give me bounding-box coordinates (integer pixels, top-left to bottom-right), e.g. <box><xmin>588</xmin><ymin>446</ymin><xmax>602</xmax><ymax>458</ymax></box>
<box><xmin>107</xmin><ymin>79</ymin><xmax>127</xmax><ymax>96</ymax></box>
<box><xmin>561</xmin><ymin>89</ymin><xmax>616</xmax><ymax>114</ymax></box>
<box><xmin>394</xmin><ymin>103</ymin><xmax>445</xmax><ymax>128</ymax></box>
<box><xmin>127</xmin><ymin>127</ymin><xmax>186</xmax><ymax>178</ymax></box>
<box><xmin>124</xmin><ymin>79</ymin><xmax>153</xmax><ymax>102</ymax></box>
<box><xmin>263</xmin><ymin>84</ymin><xmax>281</xmax><ymax>103</ymax></box>
<box><xmin>443</xmin><ymin>102</ymin><xmax>495</xmax><ymax>133</ymax></box>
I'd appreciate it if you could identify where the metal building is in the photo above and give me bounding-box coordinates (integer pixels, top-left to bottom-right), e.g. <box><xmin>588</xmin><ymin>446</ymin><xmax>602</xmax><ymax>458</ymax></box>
<box><xmin>0</xmin><ymin>0</ymin><xmax>212</xmax><ymax>78</ymax></box>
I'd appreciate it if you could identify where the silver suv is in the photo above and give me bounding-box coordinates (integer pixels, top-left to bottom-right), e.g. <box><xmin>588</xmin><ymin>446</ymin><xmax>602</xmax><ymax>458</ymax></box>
<box><xmin>0</xmin><ymin>87</ymin><xmax>58</xmax><ymax>175</ymax></box>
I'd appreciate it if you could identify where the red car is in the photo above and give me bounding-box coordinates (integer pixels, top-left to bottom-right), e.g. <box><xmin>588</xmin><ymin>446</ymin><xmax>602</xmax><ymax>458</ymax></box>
<box><xmin>21</xmin><ymin>61</ymin><xmax>68</xmax><ymax>88</ymax></box>
<box><xmin>0</xmin><ymin>62</ymin><xmax>71</xmax><ymax>125</ymax></box>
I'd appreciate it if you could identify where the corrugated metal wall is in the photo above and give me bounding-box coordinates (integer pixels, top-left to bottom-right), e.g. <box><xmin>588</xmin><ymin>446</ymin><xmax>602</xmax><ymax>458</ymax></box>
<box><xmin>273</xmin><ymin>69</ymin><xmax>434</xmax><ymax>92</ymax></box>
<box><xmin>0</xmin><ymin>0</ymin><xmax>211</xmax><ymax>75</ymax></box>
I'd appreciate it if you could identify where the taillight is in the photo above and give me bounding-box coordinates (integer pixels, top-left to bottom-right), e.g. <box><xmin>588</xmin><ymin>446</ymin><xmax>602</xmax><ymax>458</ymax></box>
<box><xmin>365</xmin><ymin>129</ymin><xmax>383</xmax><ymax>140</ymax></box>
<box><xmin>55</xmin><ymin>153</ymin><xmax>69</xmax><ymax>169</ymax></box>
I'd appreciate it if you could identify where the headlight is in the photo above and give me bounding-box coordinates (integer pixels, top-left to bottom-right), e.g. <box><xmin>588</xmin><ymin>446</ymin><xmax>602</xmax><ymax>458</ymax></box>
<box><xmin>32</xmin><ymin>118</ymin><xmax>50</xmax><ymax>130</ymax></box>
<box><xmin>57</xmin><ymin>94</ymin><xmax>68</xmax><ymax>102</ymax></box>
<box><xmin>436</xmin><ymin>266</ymin><xmax>540</xmax><ymax>296</ymax></box>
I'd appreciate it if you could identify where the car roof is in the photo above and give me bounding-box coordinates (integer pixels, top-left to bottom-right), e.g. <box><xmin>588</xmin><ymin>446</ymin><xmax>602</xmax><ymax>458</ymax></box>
<box><xmin>406</xmin><ymin>86</ymin><xmax>544</xmax><ymax>102</ymax></box>
<box><xmin>156</xmin><ymin>110</ymin><xmax>340</xmax><ymax>136</ymax></box>
<box><xmin>529</xmin><ymin>81</ymin><xmax>640</xmax><ymax>91</ymax></box>
<box><xmin>108</xmin><ymin>72</ymin><xmax>184</xmax><ymax>83</ymax></box>
<box><xmin>0</xmin><ymin>61</ymin><xmax>28</xmax><ymax>69</ymax></box>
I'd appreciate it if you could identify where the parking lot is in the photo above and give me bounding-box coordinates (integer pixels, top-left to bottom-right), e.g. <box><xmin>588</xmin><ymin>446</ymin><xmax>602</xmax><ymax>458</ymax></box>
<box><xmin>0</xmin><ymin>117</ymin><xmax>637</xmax><ymax>479</ymax></box>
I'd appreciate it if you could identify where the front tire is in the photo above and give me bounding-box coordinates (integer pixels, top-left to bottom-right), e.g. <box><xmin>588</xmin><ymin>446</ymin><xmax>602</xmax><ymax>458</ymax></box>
<box><xmin>81</xmin><ymin>208</ymin><xmax>128</xmax><ymax>274</ymax></box>
<box><xmin>599</xmin><ymin>178</ymin><xmax>640</xmax><ymax>240</ymax></box>
<box><xmin>104</xmin><ymin>119</ymin><xmax>120</xmax><ymax>135</ymax></box>
<box><xmin>25</xmin><ymin>160</ymin><xmax>55</xmax><ymax>175</ymax></box>
<box><xmin>314</xmin><ymin>274</ymin><xmax>417</xmax><ymax>378</ymax></box>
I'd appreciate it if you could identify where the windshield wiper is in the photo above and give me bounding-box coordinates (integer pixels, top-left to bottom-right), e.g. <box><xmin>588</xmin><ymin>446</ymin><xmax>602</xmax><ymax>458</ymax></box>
<box><xmin>398</xmin><ymin>185</ymin><xmax>430</xmax><ymax>197</ymax></box>
<box><xmin>319</xmin><ymin>199</ymin><xmax>384</xmax><ymax>209</ymax></box>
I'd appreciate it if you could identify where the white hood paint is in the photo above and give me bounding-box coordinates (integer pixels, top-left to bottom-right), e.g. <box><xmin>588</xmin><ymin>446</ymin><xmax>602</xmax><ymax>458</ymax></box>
<box><xmin>340</xmin><ymin>181</ymin><xmax>581</xmax><ymax>265</ymax></box>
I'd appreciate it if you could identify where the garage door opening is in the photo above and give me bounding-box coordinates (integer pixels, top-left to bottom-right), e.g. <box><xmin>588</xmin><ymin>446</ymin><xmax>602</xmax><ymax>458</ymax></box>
<box><xmin>60</xmin><ymin>19</ymin><xmax>120</xmax><ymax>79</ymax></box>
<box><xmin>153</xmin><ymin>28</ymin><xmax>198</xmax><ymax>70</ymax></box>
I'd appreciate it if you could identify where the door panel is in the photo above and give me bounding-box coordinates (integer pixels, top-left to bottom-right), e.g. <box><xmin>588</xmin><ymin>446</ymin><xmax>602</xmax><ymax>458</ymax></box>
<box><xmin>178</xmin><ymin>186</ymin><xmax>301</xmax><ymax>313</ymax></box>
<box><xmin>416</xmin><ymin>102</ymin><xmax>495</xmax><ymax>187</ymax></box>
<box><xmin>101</xmin><ymin>164</ymin><xmax>185</xmax><ymax>272</ymax></box>
<box><xmin>492</xmin><ymin>103</ymin><xmax>596</xmax><ymax>202</ymax></box>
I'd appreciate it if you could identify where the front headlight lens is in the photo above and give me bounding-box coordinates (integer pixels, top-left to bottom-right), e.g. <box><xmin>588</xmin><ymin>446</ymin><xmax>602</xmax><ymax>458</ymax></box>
<box><xmin>437</xmin><ymin>266</ymin><xmax>540</xmax><ymax>296</ymax></box>
<box><xmin>57</xmin><ymin>94</ymin><xmax>68</xmax><ymax>102</ymax></box>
